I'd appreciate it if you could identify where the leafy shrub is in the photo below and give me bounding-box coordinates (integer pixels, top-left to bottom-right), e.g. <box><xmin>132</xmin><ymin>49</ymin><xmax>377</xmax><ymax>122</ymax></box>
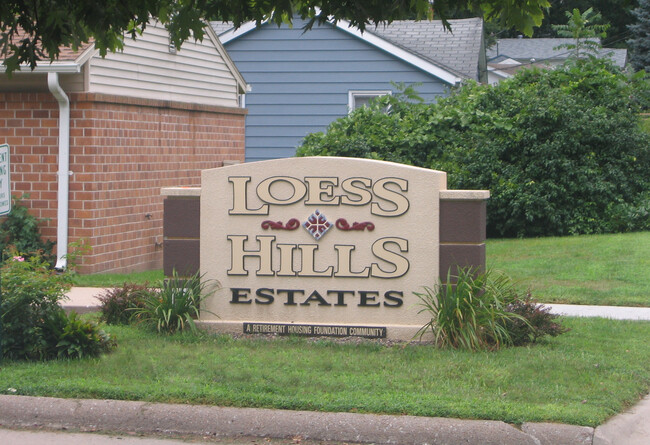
<box><xmin>504</xmin><ymin>292</ymin><xmax>569</xmax><ymax>346</ymax></box>
<box><xmin>130</xmin><ymin>270</ymin><xmax>219</xmax><ymax>334</ymax></box>
<box><xmin>0</xmin><ymin>195</ymin><xmax>55</xmax><ymax>264</ymax></box>
<box><xmin>444</xmin><ymin>60</ymin><xmax>650</xmax><ymax>237</ymax></box>
<box><xmin>56</xmin><ymin>312</ymin><xmax>115</xmax><ymax>359</ymax></box>
<box><xmin>298</xmin><ymin>59</ymin><xmax>650</xmax><ymax>237</ymax></box>
<box><xmin>0</xmin><ymin>253</ymin><xmax>72</xmax><ymax>359</ymax></box>
<box><xmin>96</xmin><ymin>283</ymin><xmax>149</xmax><ymax>325</ymax></box>
<box><xmin>0</xmin><ymin>251</ymin><xmax>114</xmax><ymax>360</ymax></box>
<box><xmin>415</xmin><ymin>268</ymin><xmax>568</xmax><ymax>350</ymax></box>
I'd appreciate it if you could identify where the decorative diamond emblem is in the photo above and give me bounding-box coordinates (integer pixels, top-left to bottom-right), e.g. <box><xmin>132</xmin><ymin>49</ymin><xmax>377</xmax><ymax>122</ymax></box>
<box><xmin>303</xmin><ymin>210</ymin><xmax>332</xmax><ymax>240</ymax></box>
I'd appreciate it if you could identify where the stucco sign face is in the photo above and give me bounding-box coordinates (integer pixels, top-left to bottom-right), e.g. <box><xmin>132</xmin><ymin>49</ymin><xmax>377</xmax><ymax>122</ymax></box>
<box><xmin>200</xmin><ymin>157</ymin><xmax>447</xmax><ymax>340</ymax></box>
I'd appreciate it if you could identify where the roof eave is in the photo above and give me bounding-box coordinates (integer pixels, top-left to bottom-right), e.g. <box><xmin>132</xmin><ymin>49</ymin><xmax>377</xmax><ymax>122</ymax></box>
<box><xmin>334</xmin><ymin>19</ymin><xmax>463</xmax><ymax>85</ymax></box>
<box><xmin>13</xmin><ymin>62</ymin><xmax>81</xmax><ymax>74</ymax></box>
<box><xmin>218</xmin><ymin>21</ymin><xmax>261</xmax><ymax>44</ymax></box>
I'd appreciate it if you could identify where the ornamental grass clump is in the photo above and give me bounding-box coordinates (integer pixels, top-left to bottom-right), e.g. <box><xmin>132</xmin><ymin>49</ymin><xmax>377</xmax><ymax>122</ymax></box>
<box><xmin>130</xmin><ymin>270</ymin><xmax>219</xmax><ymax>334</ymax></box>
<box><xmin>415</xmin><ymin>268</ymin><xmax>566</xmax><ymax>351</ymax></box>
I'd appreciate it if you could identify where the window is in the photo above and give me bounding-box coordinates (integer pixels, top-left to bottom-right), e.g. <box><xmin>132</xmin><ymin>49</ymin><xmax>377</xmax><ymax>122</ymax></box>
<box><xmin>348</xmin><ymin>90</ymin><xmax>391</xmax><ymax>113</ymax></box>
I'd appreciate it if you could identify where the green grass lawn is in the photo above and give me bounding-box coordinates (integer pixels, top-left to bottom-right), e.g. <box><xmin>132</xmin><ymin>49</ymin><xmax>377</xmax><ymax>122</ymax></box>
<box><xmin>487</xmin><ymin>232</ymin><xmax>650</xmax><ymax>307</ymax></box>
<box><xmin>73</xmin><ymin>269</ymin><xmax>164</xmax><ymax>287</ymax></box>
<box><xmin>1</xmin><ymin>317</ymin><xmax>649</xmax><ymax>427</ymax></box>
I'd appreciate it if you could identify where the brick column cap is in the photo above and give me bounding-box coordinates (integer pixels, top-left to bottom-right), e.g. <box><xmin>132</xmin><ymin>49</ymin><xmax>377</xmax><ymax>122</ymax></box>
<box><xmin>440</xmin><ymin>190</ymin><xmax>490</xmax><ymax>200</ymax></box>
<box><xmin>161</xmin><ymin>187</ymin><xmax>201</xmax><ymax>197</ymax></box>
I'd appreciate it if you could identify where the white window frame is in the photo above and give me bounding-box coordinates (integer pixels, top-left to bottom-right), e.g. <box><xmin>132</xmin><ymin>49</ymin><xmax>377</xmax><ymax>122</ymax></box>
<box><xmin>348</xmin><ymin>90</ymin><xmax>392</xmax><ymax>114</ymax></box>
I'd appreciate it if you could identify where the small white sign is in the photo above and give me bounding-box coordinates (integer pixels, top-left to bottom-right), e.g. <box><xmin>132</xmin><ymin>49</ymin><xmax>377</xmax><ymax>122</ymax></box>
<box><xmin>0</xmin><ymin>144</ymin><xmax>11</xmax><ymax>216</ymax></box>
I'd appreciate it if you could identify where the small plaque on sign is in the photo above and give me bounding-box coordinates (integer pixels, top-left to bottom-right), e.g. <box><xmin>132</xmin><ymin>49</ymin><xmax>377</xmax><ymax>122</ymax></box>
<box><xmin>243</xmin><ymin>323</ymin><xmax>387</xmax><ymax>339</ymax></box>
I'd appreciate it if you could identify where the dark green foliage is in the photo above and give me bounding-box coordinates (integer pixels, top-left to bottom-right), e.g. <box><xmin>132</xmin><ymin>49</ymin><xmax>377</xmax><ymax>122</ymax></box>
<box><xmin>0</xmin><ymin>252</ymin><xmax>114</xmax><ymax>360</ymax></box>
<box><xmin>533</xmin><ymin>0</ymin><xmax>637</xmax><ymax>48</ymax></box>
<box><xmin>628</xmin><ymin>0</ymin><xmax>650</xmax><ymax>72</ymax></box>
<box><xmin>0</xmin><ymin>195</ymin><xmax>55</xmax><ymax>264</ymax></box>
<box><xmin>56</xmin><ymin>312</ymin><xmax>115</xmax><ymax>359</ymax></box>
<box><xmin>0</xmin><ymin>254</ymin><xmax>71</xmax><ymax>359</ymax></box>
<box><xmin>445</xmin><ymin>60</ymin><xmax>650</xmax><ymax>237</ymax></box>
<box><xmin>551</xmin><ymin>8</ymin><xmax>609</xmax><ymax>59</ymax></box>
<box><xmin>299</xmin><ymin>59</ymin><xmax>650</xmax><ymax>237</ymax></box>
<box><xmin>505</xmin><ymin>292</ymin><xmax>569</xmax><ymax>346</ymax></box>
<box><xmin>96</xmin><ymin>283</ymin><xmax>149</xmax><ymax>325</ymax></box>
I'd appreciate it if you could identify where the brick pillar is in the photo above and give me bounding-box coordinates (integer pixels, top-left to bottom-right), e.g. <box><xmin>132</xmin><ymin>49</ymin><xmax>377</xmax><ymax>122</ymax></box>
<box><xmin>162</xmin><ymin>188</ymin><xmax>201</xmax><ymax>276</ymax></box>
<box><xmin>439</xmin><ymin>190</ymin><xmax>490</xmax><ymax>280</ymax></box>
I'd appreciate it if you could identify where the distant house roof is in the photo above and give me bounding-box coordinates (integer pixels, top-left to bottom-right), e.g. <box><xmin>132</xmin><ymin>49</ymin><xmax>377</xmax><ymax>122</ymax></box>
<box><xmin>213</xmin><ymin>17</ymin><xmax>486</xmax><ymax>83</ymax></box>
<box><xmin>369</xmin><ymin>18</ymin><xmax>485</xmax><ymax>81</ymax></box>
<box><xmin>488</xmin><ymin>38</ymin><xmax>627</xmax><ymax>68</ymax></box>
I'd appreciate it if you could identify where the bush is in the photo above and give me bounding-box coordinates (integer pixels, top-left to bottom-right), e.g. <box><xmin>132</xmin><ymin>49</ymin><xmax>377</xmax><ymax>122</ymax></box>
<box><xmin>444</xmin><ymin>60</ymin><xmax>650</xmax><ymax>237</ymax></box>
<box><xmin>298</xmin><ymin>59</ymin><xmax>650</xmax><ymax>237</ymax></box>
<box><xmin>0</xmin><ymin>252</ymin><xmax>114</xmax><ymax>360</ymax></box>
<box><xmin>130</xmin><ymin>270</ymin><xmax>219</xmax><ymax>334</ymax></box>
<box><xmin>96</xmin><ymin>283</ymin><xmax>149</xmax><ymax>325</ymax></box>
<box><xmin>0</xmin><ymin>253</ymin><xmax>71</xmax><ymax>359</ymax></box>
<box><xmin>415</xmin><ymin>268</ymin><xmax>568</xmax><ymax>350</ymax></box>
<box><xmin>55</xmin><ymin>312</ymin><xmax>115</xmax><ymax>359</ymax></box>
<box><xmin>0</xmin><ymin>195</ymin><xmax>55</xmax><ymax>264</ymax></box>
<box><xmin>504</xmin><ymin>292</ymin><xmax>569</xmax><ymax>346</ymax></box>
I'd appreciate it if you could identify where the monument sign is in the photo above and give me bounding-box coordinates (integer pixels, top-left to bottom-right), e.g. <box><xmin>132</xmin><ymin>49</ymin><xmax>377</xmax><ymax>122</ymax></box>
<box><xmin>162</xmin><ymin>157</ymin><xmax>489</xmax><ymax>341</ymax></box>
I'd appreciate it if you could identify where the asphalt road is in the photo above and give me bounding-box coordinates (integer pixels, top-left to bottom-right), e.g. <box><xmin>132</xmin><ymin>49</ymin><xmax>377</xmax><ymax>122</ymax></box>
<box><xmin>0</xmin><ymin>427</ymin><xmax>345</xmax><ymax>445</ymax></box>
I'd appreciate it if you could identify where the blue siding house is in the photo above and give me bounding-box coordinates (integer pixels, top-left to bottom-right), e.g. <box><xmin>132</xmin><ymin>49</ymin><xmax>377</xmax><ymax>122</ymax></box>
<box><xmin>214</xmin><ymin>18</ymin><xmax>486</xmax><ymax>162</ymax></box>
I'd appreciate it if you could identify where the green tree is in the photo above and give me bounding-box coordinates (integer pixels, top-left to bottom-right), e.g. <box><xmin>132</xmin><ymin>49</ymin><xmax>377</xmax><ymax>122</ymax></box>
<box><xmin>532</xmin><ymin>0</ymin><xmax>636</xmax><ymax>47</ymax></box>
<box><xmin>628</xmin><ymin>0</ymin><xmax>650</xmax><ymax>71</ymax></box>
<box><xmin>552</xmin><ymin>8</ymin><xmax>610</xmax><ymax>58</ymax></box>
<box><xmin>0</xmin><ymin>0</ymin><xmax>550</xmax><ymax>74</ymax></box>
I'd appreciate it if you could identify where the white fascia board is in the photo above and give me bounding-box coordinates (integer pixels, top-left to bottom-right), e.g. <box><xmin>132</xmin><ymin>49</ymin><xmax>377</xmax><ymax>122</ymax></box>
<box><xmin>75</xmin><ymin>43</ymin><xmax>99</xmax><ymax>67</ymax></box>
<box><xmin>334</xmin><ymin>19</ymin><xmax>462</xmax><ymax>86</ymax></box>
<box><xmin>218</xmin><ymin>21</ymin><xmax>261</xmax><ymax>44</ymax></box>
<box><xmin>205</xmin><ymin>23</ymin><xmax>250</xmax><ymax>94</ymax></box>
<box><xmin>15</xmin><ymin>63</ymin><xmax>81</xmax><ymax>73</ymax></box>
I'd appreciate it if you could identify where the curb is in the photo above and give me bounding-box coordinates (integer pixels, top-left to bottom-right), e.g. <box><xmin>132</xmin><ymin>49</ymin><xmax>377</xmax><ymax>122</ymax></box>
<box><xmin>0</xmin><ymin>395</ymin><xmax>593</xmax><ymax>445</ymax></box>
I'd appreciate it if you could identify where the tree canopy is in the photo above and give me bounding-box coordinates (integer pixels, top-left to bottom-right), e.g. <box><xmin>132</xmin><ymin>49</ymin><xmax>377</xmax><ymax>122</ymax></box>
<box><xmin>1</xmin><ymin>0</ymin><xmax>549</xmax><ymax>73</ymax></box>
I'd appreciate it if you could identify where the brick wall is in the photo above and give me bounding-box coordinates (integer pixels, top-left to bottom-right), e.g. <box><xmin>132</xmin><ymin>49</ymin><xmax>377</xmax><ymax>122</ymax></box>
<box><xmin>0</xmin><ymin>93</ymin><xmax>60</xmax><ymax>239</ymax></box>
<box><xmin>2</xmin><ymin>92</ymin><xmax>246</xmax><ymax>274</ymax></box>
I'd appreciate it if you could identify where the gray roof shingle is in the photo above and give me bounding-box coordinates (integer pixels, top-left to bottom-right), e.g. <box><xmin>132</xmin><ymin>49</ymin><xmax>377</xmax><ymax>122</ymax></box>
<box><xmin>488</xmin><ymin>38</ymin><xmax>627</xmax><ymax>68</ymax></box>
<box><xmin>212</xmin><ymin>18</ymin><xmax>485</xmax><ymax>81</ymax></box>
<box><xmin>368</xmin><ymin>18</ymin><xmax>484</xmax><ymax>80</ymax></box>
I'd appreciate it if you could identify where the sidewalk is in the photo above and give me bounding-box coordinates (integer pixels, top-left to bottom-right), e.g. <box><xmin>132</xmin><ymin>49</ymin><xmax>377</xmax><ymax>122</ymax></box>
<box><xmin>21</xmin><ymin>288</ymin><xmax>641</xmax><ymax>444</ymax></box>
<box><xmin>65</xmin><ymin>287</ymin><xmax>650</xmax><ymax>321</ymax></box>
